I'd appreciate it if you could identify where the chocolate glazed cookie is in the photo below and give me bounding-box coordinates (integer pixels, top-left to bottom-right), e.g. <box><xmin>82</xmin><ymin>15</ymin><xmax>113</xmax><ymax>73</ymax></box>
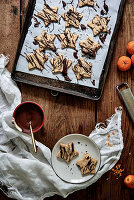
<box><xmin>37</xmin><ymin>4</ymin><xmax>59</xmax><ymax>26</ymax></box>
<box><xmin>61</xmin><ymin>6</ymin><xmax>83</xmax><ymax>28</ymax></box>
<box><xmin>57</xmin><ymin>29</ymin><xmax>78</xmax><ymax>49</ymax></box>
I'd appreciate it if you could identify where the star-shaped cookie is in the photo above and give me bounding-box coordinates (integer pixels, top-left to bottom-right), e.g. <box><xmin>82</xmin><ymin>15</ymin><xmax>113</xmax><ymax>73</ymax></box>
<box><xmin>57</xmin><ymin>142</ymin><xmax>79</xmax><ymax>163</ymax></box>
<box><xmin>87</xmin><ymin>15</ymin><xmax>110</xmax><ymax>36</ymax></box>
<box><xmin>57</xmin><ymin>28</ymin><xmax>78</xmax><ymax>49</ymax></box>
<box><xmin>79</xmin><ymin>0</ymin><xmax>94</xmax><ymax>7</ymax></box>
<box><xmin>50</xmin><ymin>54</ymin><xmax>72</xmax><ymax>79</ymax></box>
<box><xmin>72</xmin><ymin>58</ymin><xmax>92</xmax><ymax>80</ymax></box>
<box><xmin>26</xmin><ymin>49</ymin><xmax>48</xmax><ymax>71</ymax></box>
<box><xmin>79</xmin><ymin>36</ymin><xmax>101</xmax><ymax>57</ymax></box>
<box><xmin>61</xmin><ymin>6</ymin><xmax>83</xmax><ymax>28</ymax></box>
<box><xmin>37</xmin><ymin>4</ymin><xmax>58</xmax><ymax>26</ymax></box>
<box><xmin>76</xmin><ymin>152</ymin><xmax>97</xmax><ymax>175</ymax></box>
<box><xmin>34</xmin><ymin>30</ymin><xmax>56</xmax><ymax>52</ymax></box>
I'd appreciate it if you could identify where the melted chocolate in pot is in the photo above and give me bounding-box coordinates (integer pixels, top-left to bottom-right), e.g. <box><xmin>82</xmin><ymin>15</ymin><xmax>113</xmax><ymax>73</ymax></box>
<box><xmin>15</xmin><ymin>103</ymin><xmax>43</xmax><ymax>133</ymax></box>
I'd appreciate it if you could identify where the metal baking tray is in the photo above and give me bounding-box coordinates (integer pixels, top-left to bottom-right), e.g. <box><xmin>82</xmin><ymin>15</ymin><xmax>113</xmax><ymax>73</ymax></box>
<box><xmin>11</xmin><ymin>0</ymin><xmax>126</xmax><ymax>100</ymax></box>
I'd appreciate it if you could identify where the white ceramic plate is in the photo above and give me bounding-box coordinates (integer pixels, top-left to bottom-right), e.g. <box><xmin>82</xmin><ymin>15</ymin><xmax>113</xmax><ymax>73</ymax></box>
<box><xmin>51</xmin><ymin>134</ymin><xmax>101</xmax><ymax>184</ymax></box>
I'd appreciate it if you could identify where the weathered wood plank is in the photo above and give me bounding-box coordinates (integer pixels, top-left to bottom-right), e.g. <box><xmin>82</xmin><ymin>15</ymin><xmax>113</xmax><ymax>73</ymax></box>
<box><xmin>0</xmin><ymin>0</ymin><xmax>20</xmax><ymax>72</ymax></box>
<box><xmin>20</xmin><ymin>0</ymin><xmax>29</xmax><ymax>29</ymax></box>
<box><xmin>95</xmin><ymin>0</ymin><xmax>134</xmax><ymax>200</ymax></box>
<box><xmin>0</xmin><ymin>1</ymin><xmax>20</xmax><ymax>199</ymax></box>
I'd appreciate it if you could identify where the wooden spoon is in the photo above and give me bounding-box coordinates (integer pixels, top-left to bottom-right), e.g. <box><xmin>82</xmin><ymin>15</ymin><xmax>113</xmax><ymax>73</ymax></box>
<box><xmin>29</xmin><ymin>121</ymin><xmax>37</xmax><ymax>153</ymax></box>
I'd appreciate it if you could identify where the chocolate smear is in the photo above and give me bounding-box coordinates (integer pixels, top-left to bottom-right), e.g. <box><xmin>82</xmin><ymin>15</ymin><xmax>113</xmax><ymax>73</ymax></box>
<box><xmin>96</xmin><ymin>3</ymin><xmax>100</xmax><ymax>8</ymax></box>
<box><xmin>33</xmin><ymin>40</ymin><xmax>38</xmax><ymax>45</ymax></box>
<box><xmin>91</xmin><ymin>80</ymin><xmax>95</xmax><ymax>86</ymax></box>
<box><xmin>108</xmin><ymin>28</ymin><xmax>111</xmax><ymax>35</ymax></box>
<box><xmin>100</xmin><ymin>10</ymin><xmax>105</xmax><ymax>15</ymax></box>
<box><xmin>78</xmin><ymin>59</ymin><xmax>89</xmax><ymax>73</ymax></box>
<box><xmin>73</xmin><ymin>51</ymin><xmax>78</xmax><ymax>59</ymax></box>
<box><xmin>101</xmin><ymin>1</ymin><xmax>109</xmax><ymax>15</ymax></box>
<box><xmin>62</xmin><ymin>1</ymin><xmax>66</xmax><ymax>9</ymax></box>
<box><xmin>81</xmin><ymin>24</ymin><xmax>86</xmax><ymax>30</ymax></box>
<box><xmin>99</xmin><ymin>33</ymin><xmax>107</xmax><ymax>44</ymax></box>
<box><xmin>62</xmin><ymin>59</ymin><xmax>71</xmax><ymax>81</ymax></box>
<box><xmin>104</xmin><ymin>0</ymin><xmax>109</xmax><ymax>13</ymax></box>
<box><xmin>33</xmin><ymin>16</ymin><xmax>40</xmax><ymax>27</ymax></box>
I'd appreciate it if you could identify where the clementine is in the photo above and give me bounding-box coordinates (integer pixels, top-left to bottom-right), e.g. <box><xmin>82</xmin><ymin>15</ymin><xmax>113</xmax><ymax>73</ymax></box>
<box><xmin>131</xmin><ymin>54</ymin><xmax>134</xmax><ymax>66</ymax></box>
<box><xmin>126</xmin><ymin>41</ymin><xmax>134</xmax><ymax>54</ymax></box>
<box><xmin>117</xmin><ymin>56</ymin><xmax>131</xmax><ymax>71</ymax></box>
<box><xmin>124</xmin><ymin>175</ymin><xmax>134</xmax><ymax>188</ymax></box>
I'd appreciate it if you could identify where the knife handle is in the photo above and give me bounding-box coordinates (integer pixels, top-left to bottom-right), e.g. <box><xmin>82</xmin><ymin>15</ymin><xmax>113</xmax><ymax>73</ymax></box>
<box><xmin>117</xmin><ymin>83</ymin><xmax>134</xmax><ymax>123</ymax></box>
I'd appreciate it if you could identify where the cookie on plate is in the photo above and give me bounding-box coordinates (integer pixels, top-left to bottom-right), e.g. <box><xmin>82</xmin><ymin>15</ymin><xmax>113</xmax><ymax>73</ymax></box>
<box><xmin>79</xmin><ymin>36</ymin><xmax>101</xmax><ymax>57</ymax></box>
<box><xmin>57</xmin><ymin>29</ymin><xmax>78</xmax><ymax>49</ymax></box>
<box><xmin>61</xmin><ymin>6</ymin><xmax>83</xmax><ymax>28</ymax></box>
<box><xmin>87</xmin><ymin>15</ymin><xmax>110</xmax><ymax>36</ymax></box>
<box><xmin>34</xmin><ymin>30</ymin><xmax>56</xmax><ymax>52</ymax></box>
<box><xmin>72</xmin><ymin>58</ymin><xmax>92</xmax><ymax>80</ymax></box>
<box><xmin>57</xmin><ymin>142</ymin><xmax>79</xmax><ymax>163</ymax></box>
<box><xmin>76</xmin><ymin>152</ymin><xmax>97</xmax><ymax>175</ymax></box>
<box><xmin>37</xmin><ymin>4</ymin><xmax>58</xmax><ymax>26</ymax></box>
<box><xmin>26</xmin><ymin>49</ymin><xmax>48</xmax><ymax>71</ymax></box>
<box><xmin>79</xmin><ymin>0</ymin><xmax>94</xmax><ymax>7</ymax></box>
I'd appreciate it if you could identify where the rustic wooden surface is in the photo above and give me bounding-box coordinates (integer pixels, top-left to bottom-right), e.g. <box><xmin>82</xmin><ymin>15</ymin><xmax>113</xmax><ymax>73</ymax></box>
<box><xmin>0</xmin><ymin>0</ymin><xmax>134</xmax><ymax>199</ymax></box>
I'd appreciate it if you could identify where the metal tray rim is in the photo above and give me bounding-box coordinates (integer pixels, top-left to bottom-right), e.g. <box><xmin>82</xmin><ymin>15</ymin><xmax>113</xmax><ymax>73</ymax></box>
<box><xmin>11</xmin><ymin>0</ymin><xmax>126</xmax><ymax>100</ymax></box>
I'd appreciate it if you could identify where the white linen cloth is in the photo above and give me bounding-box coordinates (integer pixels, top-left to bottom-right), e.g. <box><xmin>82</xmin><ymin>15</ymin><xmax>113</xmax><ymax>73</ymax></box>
<box><xmin>0</xmin><ymin>54</ymin><xmax>123</xmax><ymax>200</ymax></box>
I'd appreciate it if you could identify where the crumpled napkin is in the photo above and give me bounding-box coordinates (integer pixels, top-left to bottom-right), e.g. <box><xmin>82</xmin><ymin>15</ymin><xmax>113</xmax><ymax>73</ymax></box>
<box><xmin>0</xmin><ymin>54</ymin><xmax>123</xmax><ymax>200</ymax></box>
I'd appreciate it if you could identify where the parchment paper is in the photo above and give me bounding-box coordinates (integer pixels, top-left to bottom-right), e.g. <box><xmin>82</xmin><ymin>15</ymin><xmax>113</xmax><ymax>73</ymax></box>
<box><xmin>16</xmin><ymin>0</ymin><xmax>122</xmax><ymax>89</ymax></box>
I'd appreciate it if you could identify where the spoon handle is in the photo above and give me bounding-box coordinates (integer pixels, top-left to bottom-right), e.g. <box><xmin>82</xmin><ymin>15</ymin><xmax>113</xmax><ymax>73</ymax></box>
<box><xmin>29</xmin><ymin>122</ymin><xmax>37</xmax><ymax>153</ymax></box>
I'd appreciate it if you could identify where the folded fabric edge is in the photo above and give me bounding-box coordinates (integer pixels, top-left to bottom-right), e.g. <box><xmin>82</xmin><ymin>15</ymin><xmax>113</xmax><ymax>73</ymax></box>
<box><xmin>38</xmin><ymin>107</ymin><xmax>124</xmax><ymax>199</ymax></box>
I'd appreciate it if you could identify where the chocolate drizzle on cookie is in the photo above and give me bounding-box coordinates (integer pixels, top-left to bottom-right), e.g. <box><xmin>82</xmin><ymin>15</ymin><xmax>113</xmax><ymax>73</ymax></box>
<box><xmin>61</xmin><ymin>6</ymin><xmax>83</xmax><ymax>28</ymax></box>
<box><xmin>79</xmin><ymin>0</ymin><xmax>94</xmax><ymax>8</ymax></box>
<box><xmin>50</xmin><ymin>54</ymin><xmax>72</xmax><ymax>81</ymax></box>
<box><xmin>62</xmin><ymin>59</ymin><xmax>71</xmax><ymax>81</ymax></box>
<box><xmin>72</xmin><ymin>58</ymin><xmax>92</xmax><ymax>80</ymax></box>
<box><xmin>37</xmin><ymin>4</ymin><xmax>58</xmax><ymax>26</ymax></box>
<box><xmin>79</xmin><ymin>36</ymin><xmax>101</xmax><ymax>57</ymax></box>
<box><xmin>26</xmin><ymin>49</ymin><xmax>48</xmax><ymax>71</ymax></box>
<box><xmin>34</xmin><ymin>30</ymin><xmax>56</xmax><ymax>51</ymax></box>
<box><xmin>76</xmin><ymin>152</ymin><xmax>97</xmax><ymax>175</ymax></box>
<box><xmin>77</xmin><ymin>59</ymin><xmax>89</xmax><ymax>73</ymax></box>
<box><xmin>87</xmin><ymin>15</ymin><xmax>110</xmax><ymax>36</ymax></box>
<box><xmin>57</xmin><ymin>142</ymin><xmax>79</xmax><ymax>163</ymax></box>
<box><xmin>57</xmin><ymin>29</ymin><xmax>78</xmax><ymax>49</ymax></box>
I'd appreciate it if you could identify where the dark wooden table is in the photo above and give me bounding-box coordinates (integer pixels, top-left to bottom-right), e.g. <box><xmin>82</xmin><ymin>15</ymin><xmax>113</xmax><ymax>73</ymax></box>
<box><xmin>0</xmin><ymin>0</ymin><xmax>134</xmax><ymax>199</ymax></box>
